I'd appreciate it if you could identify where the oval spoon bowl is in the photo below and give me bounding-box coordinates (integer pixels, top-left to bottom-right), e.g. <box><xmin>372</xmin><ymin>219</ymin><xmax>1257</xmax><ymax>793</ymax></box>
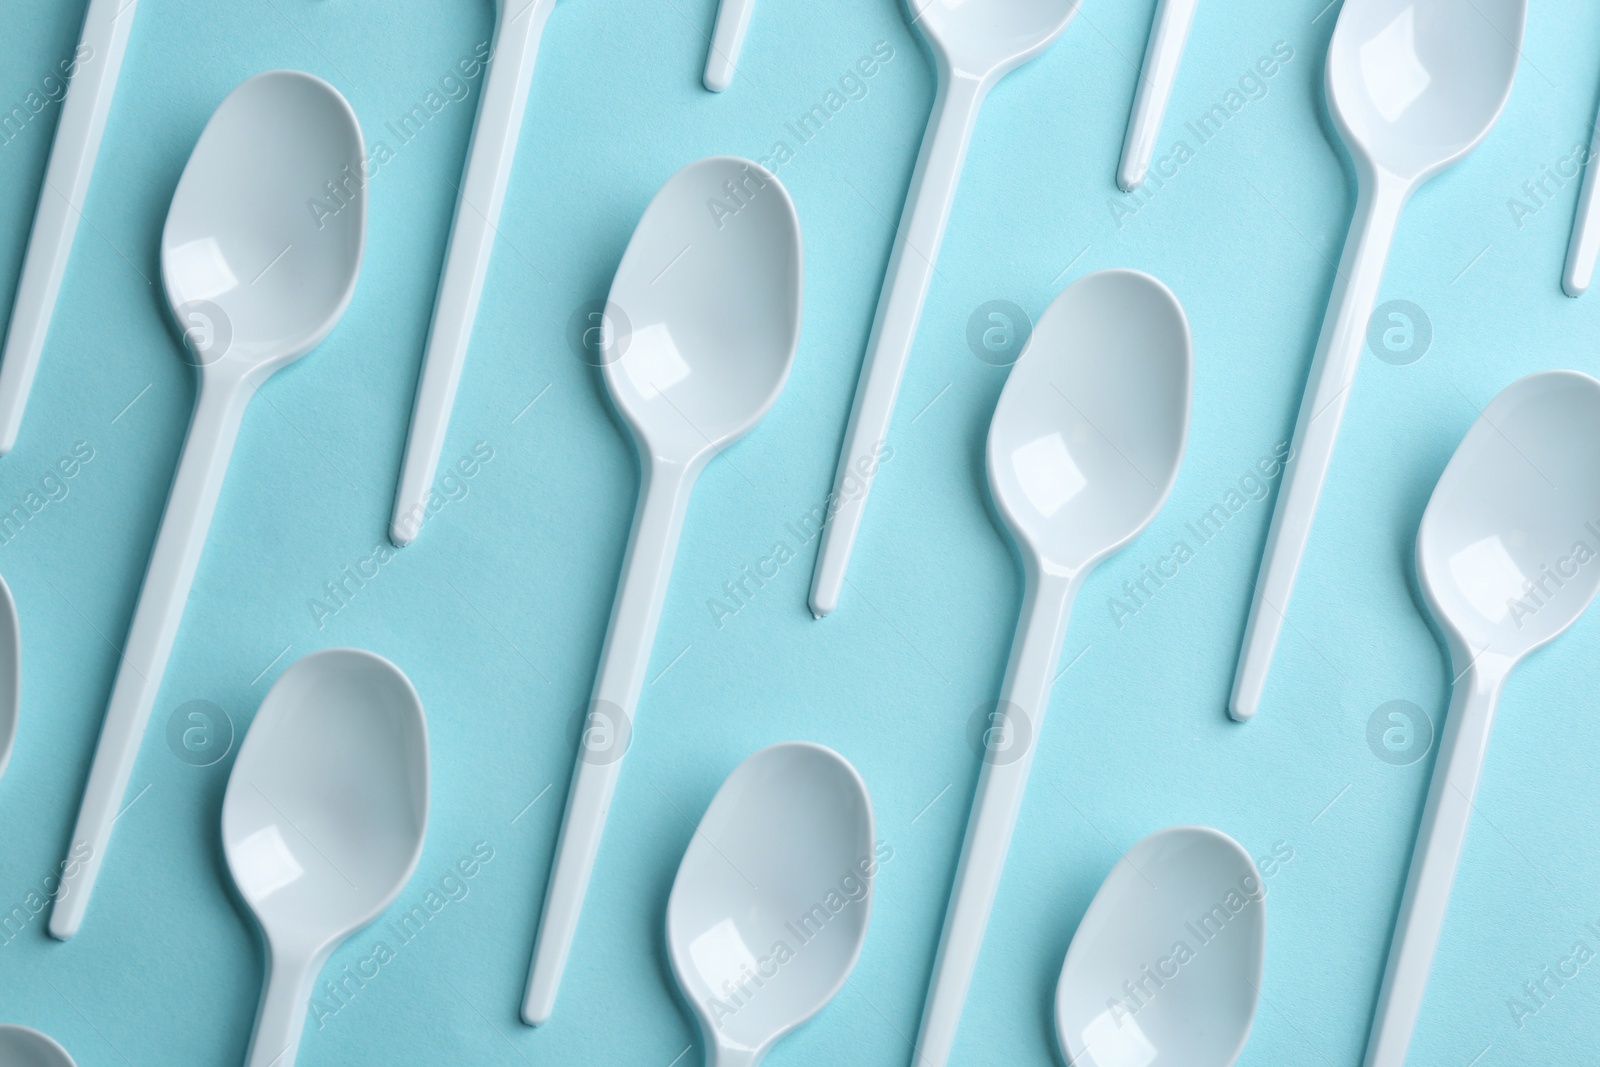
<box><xmin>667</xmin><ymin>742</ymin><xmax>875</xmax><ymax>1065</ymax></box>
<box><xmin>0</xmin><ymin>573</ymin><xmax>20</xmax><ymax>782</ymax></box>
<box><xmin>1055</xmin><ymin>826</ymin><xmax>1265</xmax><ymax>1067</ymax></box>
<box><xmin>0</xmin><ymin>1025</ymin><xmax>75</xmax><ymax>1067</ymax></box>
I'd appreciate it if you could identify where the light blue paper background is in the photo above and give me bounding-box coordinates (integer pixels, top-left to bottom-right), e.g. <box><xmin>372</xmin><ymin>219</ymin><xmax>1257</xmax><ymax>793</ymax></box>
<box><xmin>2</xmin><ymin>0</ymin><xmax>1599</xmax><ymax>1063</ymax></box>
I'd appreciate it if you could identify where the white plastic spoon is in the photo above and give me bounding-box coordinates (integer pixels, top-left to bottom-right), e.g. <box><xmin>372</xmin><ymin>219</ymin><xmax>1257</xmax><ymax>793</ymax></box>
<box><xmin>223</xmin><ymin>649</ymin><xmax>428</xmax><ymax>1067</ymax></box>
<box><xmin>667</xmin><ymin>742</ymin><xmax>875</xmax><ymax>1067</ymax></box>
<box><xmin>914</xmin><ymin>269</ymin><xmax>1191</xmax><ymax>1067</ymax></box>
<box><xmin>1562</xmin><ymin>94</ymin><xmax>1600</xmax><ymax>297</ymax></box>
<box><xmin>1229</xmin><ymin>0</ymin><xmax>1526</xmax><ymax>722</ymax></box>
<box><xmin>50</xmin><ymin>71</ymin><xmax>366</xmax><ymax>939</ymax></box>
<box><xmin>0</xmin><ymin>1024</ymin><xmax>76</xmax><ymax>1067</ymax></box>
<box><xmin>807</xmin><ymin>0</ymin><xmax>1081</xmax><ymax>618</ymax></box>
<box><xmin>1054</xmin><ymin>826</ymin><xmax>1264</xmax><ymax>1067</ymax></box>
<box><xmin>1364</xmin><ymin>370</ymin><xmax>1600</xmax><ymax>1067</ymax></box>
<box><xmin>389</xmin><ymin>0</ymin><xmax>557</xmax><ymax>547</ymax></box>
<box><xmin>0</xmin><ymin>0</ymin><xmax>139</xmax><ymax>454</ymax></box>
<box><xmin>0</xmin><ymin>573</ymin><xmax>20</xmax><ymax>783</ymax></box>
<box><xmin>522</xmin><ymin>156</ymin><xmax>803</xmax><ymax>1025</ymax></box>
<box><xmin>1117</xmin><ymin>0</ymin><xmax>1198</xmax><ymax>192</ymax></box>
<box><xmin>704</xmin><ymin>0</ymin><xmax>757</xmax><ymax>92</ymax></box>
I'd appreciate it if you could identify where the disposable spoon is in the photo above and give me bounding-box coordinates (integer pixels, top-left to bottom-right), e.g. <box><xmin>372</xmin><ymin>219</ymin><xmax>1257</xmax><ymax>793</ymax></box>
<box><xmin>522</xmin><ymin>156</ymin><xmax>802</xmax><ymax>1025</ymax></box>
<box><xmin>1363</xmin><ymin>370</ymin><xmax>1600</xmax><ymax>1067</ymax></box>
<box><xmin>223</xmin><ymin>649</ymin><xmax>428</xmax><ymax>1067</ymax></box>
<box><xmin>1054</xmin><ymin>826</ymin><xmax>1264</xmax><ymax>1067</ymax></box>
<box><xmin>667</xmin><ymin>742</ymin><xmax>875</xmax><ymax>1067</ymax></box>
<box><xmin>914</xmin><ymin>269</ymin><xmax>1191</xmax><ymax>1067</ymax></box>
<box><xmin>0</xmin><ymin>574</ymin><xmax>19</xmax><ymax>783</ymax></box>
<box><xmin>1118</xmin><ymin>0</ymin><xmax>1198</xmax><ymax>191</ymax></box>
<box><xmin>704</xmin><ymin>0</ymin><xmax>758</xmax><ymax>92</ymax></box>
<box><xmin>389</xmin><ymin>0</ymin><xmax>557</xmax><ymax>547</ymax></box>
<box><xmin>0</xmin><ymin>1025</ymin><xmax>76</xmax><ymax>1067</ymax></box>
<box><xmin>1562</xmin><ymin>92</ymin><xmax>1600</xmax><ymax>297</ymax></box>
<box><xmin>50</xmin><ymin>71</ymin><xmax>366</xmax><ymax>939</ymax></box>
<box><xmin>807</xmin><ymin>0</ymin><xmax>1081</xmax><ymax>618</ymax></box>
<box><xmin>1230</xmin><ymin>0</ymin><xmax>1526</xmax><ymax>722</ymax></box>
<box><xmin>0</xmin><ymin>0</ymin><xmax>139</xmax><ymax>454</ymax></box>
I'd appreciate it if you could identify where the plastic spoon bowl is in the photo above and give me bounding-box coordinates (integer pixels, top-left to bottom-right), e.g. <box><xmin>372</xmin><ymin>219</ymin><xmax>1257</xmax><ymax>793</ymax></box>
<box><xmin>914</xmin><ymin>269</ymin><xmax>1192</xmax><ymax>1067</ymax></box>
<box><xmin>0</xmin><ymin>573</ymin><xmax>20</xmax><ymax>782</ymax></box>
<box><xmin>224</xmin><ymin>649</ymin><xmax>428</xmax><ymax>1067</ymax></box>
<box><xmin>1230</xmin><ymin>0</ymin><xmax>1526</xmax><ymax>721</ymax></box>
<box><xmin>523</xmin><ymin>156</ymin><xmax>802</xmax><ymax>1025</ymax></box>
<box><xmin>807</xmin><ymin>0</ymin><xmax>1081</xmax><ymax>617</ymax></box>
<box><xmin>1363</xmin><ymin>370</ymin><xmax>1600</xmax><ymax>1067</ymax></box>
<box><xmin>51</xmin><ymin>70</ymin><xmax>366</xmax><ymax>939</ymax></box>
<box><xmin>1054</xmin><ymin>826</ymin><xmax>1264</xmax><ymax>1067</ymax></box>
<box><xmin>667</xmin><ymin>742</ymin><xmax>875</xmax><ymax>1067</ymax></box>
<box><xmin>0</xmin><ymin>1024</ymin><xmax>75</xmax><ymax>1067</ymax></box>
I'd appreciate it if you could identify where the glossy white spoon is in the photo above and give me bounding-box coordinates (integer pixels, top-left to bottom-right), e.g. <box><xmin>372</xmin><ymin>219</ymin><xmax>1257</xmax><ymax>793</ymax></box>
<box><xmin>224</xmin><ymin>649</ymin><xmax>428</xmax><ymax>1067</ymax></box>
<box><xmin>0</xmin><ymin>573</ymin><xmax>20</xmax><ymax>783</ymax></box>
<box><xmin>1230</xmin><ymin>0</ymin><xmax>1526</xmax><ymax>721</ymax></box>
<box><xmin>0</xmin><ymin>1024</ymin><xmax>76</xmax><ymax>1067</ymax></box>
<box><xmin>914</xmin><ymin>270</ymin><xmax>1191</xmax><ymax>1067</ymax></box>
<box><xmin>390</xmin><ymin>0</ymin><xmax>557</xmax><ymax>546</ymax></box>
<box><xmin>1364</xmin><ymin>370</ymin><xmax>1600</xmax><ymax>1067</ymax></box>
<box><xmin>704</xmin><ymin>0</ymin><xmax>757</xmax><ymax>91</ymax></box>
<box><xmin>1055</xmin><ymin>826</ymin><xmax>1264</xmax><ymax>1067</ymax></box>
<box><xmin>50</xmin><ymin>71</ymin><xmax>366</xmax><ymax>939</ymax></box>
<box><xmin>1118</xmin><ymin>0</ymin><xmax>1198</xmax><ymax>191</ymax></box>
<box><xmin>808</xmin><ymin>0</ymin><xmax>1081</xmax><ymax>618</ymax></box>
<box><xmin>0</xmin><ymin>0</ymin><xmax>139</xmax><ymax>453</ymax></box>
<box><xmin>523</xmin><ymin>156</ymin><xmax>802</xmax><ymax>1025</ymax></box>
<box><xmin>667</xmin><ymin>742</ymin><xmax>875</xmax><ymax>1067</ymax></box>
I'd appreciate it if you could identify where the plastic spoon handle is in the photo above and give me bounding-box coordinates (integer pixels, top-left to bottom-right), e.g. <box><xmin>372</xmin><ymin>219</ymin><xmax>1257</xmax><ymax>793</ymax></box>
<box><xmin>914</xmin><ymin>568</ymin><xmax>1075</xmax><ymax>1067</ymax></box>
<box><xmin>1563</xmin><ymin>103</ymin><xmax>1600</xmax><ymax>297</ymax></box>
<box><xmin>1363</xmin><ymin>656</ymin><xmax>1508</xmax><ymax>1067</ymax></box>
<box><xmin>1117</xmin><ymin>0</ymin><xmax>1197</xmax><ymax>191</ymax></box>
<box><xmin>1229</xmin><ymin>175</ymin><xmax>1406</xmax><ymax>721</ymax></box>
<box><xmin>703</xmin><ymin>0</ymin><xmax>756</xmax><ymax>91</ymax></box>
<box><xmin>523</xmin><ymin>459</ymin><xmax>694</xmax><ymax>1025</ymax></box>
<box><xmin>389</xmin><ymin>0</ymin><xmax>553</xmax><ymax>547</ymax></box>
<box><xmin>0</xmin><ymin>0</ymin><xmax>138</xmax><ymax>454</ymax></box>
<box><xmin>50</xmin><ymin>370</ymin><xmax>253</xmax><ymax>939</ymax></box>
<box><xmin>808</xmin><ymin>73</ymin><xmax>986</xmax><ymax>618</ymax></box>
<box><xmin>244</xmin><ymin>942</ymin><xmax>325</xmax><ymax>1067</ymax></box>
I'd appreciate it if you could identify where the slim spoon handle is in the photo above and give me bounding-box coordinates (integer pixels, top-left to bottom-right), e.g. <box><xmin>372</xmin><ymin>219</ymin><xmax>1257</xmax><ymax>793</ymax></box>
<box><xmin>1229</xmin><ymin>175</ymin><xmax>1406</xmax><ymax>721</ymax></box>
<box><xmin>0</xmin><ymin>0</ymin><xmax>138</xmax><ymax>454</ymax></box>
<box><xmin>1563</xmin><ymin>100</ymin><xmax>1600</xmax><ymax>297</ymax></box>
<box><xmin>523</xmin><ymin>460</ymin><xmax>694</xmax><ymax>1025</ymax></box>
<box><xmin>390</xmin><ymin>0</ymin><xmax>554</xmax><ymax>547</ymax></box>
<box><xmin>50</xmin><ymin>371</ymin><xmax>253</xmax><ymax>939</ymax></box>
<box><xmin>1117</xmin><ymin>0</ymin><xmax>1197</xmax><ymax>191</ymax></box>
<box><xmin>703</xmin><ymin>0</ymin><xmax>756</xmax><ymax>91</ymax></box>
<box><xmin>244</xmin><ymin>944</ymin><xmax>322</xmax><ymax>1067</ymax></box>
<box><xmin>1363</xmin><ymin>658</ymin><xmax>1506</xmax><ymax>1067</ymax></box>
<box><xmin>808</xmin><ymin>72</ymin><xmax>986</xmax><ymax>618</ymax></box>
<box><xmin>914</xmin><ymin>569</ymin><xmax>1075</xmax><ymax>1067</ymax></box>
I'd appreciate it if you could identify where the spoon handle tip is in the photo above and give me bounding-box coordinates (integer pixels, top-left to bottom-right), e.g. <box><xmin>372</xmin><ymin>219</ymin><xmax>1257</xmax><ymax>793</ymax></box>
<box><xmin>704</xmin><ymin>0</ymin><xmax>756</xmax><ymax>92</ymax></box>
<box><xmin>1117</xmin><ymin>0</ymin><xmax>1196</xmax><ymax>198</ymax></box>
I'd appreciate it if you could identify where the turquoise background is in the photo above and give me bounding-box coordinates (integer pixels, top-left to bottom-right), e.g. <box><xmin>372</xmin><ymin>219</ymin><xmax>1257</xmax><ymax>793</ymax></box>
<box><xmin>3</xmin><ymin>0</ymin><xmax>1599</xmax><ymax>1063</ymax></box>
